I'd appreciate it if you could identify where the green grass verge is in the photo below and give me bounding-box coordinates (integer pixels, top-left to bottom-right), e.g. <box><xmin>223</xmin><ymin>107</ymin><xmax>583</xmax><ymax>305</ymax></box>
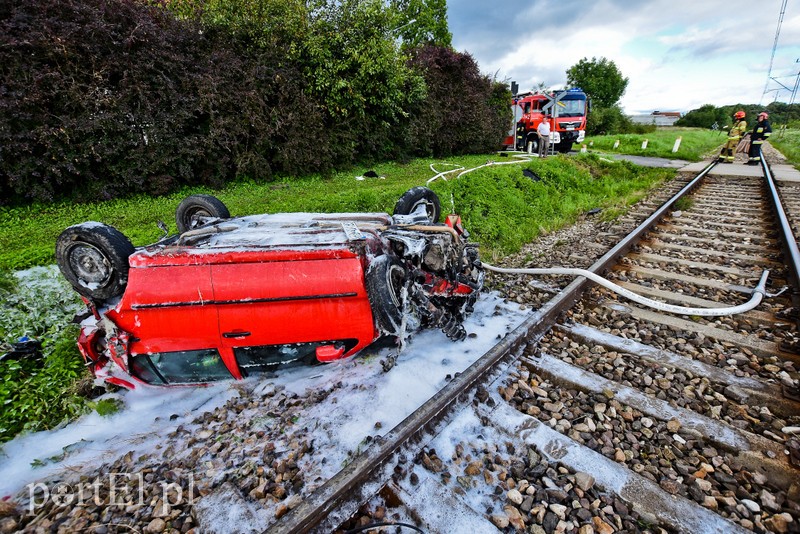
<box><xmin>584</xmin><ymin>127</ymin><xmax>725</xmax><ymax>161</ymax></box>
<box><xmin>0</xmin><ymin>268</ymin><xmax>90</xmax><ymax>442</ymax></box>
<box><xmin>1</xmin><ymin>153</ymin><xmax>674</xmax><ymax>270</ymax></box>
<box><xmin>769</xmin><ymin>128</ymin><xmax>800</xmax><ymax>169</ymax></box>
<box><xmin>0</xmin><ymin>152</ymin><xmax>674</xmax><ymax>443</ymax></box>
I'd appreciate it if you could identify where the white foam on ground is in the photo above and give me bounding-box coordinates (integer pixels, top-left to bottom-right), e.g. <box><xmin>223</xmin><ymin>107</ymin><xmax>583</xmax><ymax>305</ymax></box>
<box><xmin>0</xmin><ymin>292</ymin><xmax>527</xmax><ymax>503</ymax></box>
<box><xmin>285</xmin><ymin>293</ymin><xmax>525</xmax><ymax>480</ymax></box>
<box><xmin>0</xmin><ymin>383</ymin><xmax>239</xmax><ymax>498</ymax></box>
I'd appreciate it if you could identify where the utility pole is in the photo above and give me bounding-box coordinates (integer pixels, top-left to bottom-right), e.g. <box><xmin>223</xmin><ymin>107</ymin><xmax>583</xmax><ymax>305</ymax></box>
<box><xmin>760</xmin><ymin>0</ymin><xmax>788</xmax><ymax>105</ymax></box>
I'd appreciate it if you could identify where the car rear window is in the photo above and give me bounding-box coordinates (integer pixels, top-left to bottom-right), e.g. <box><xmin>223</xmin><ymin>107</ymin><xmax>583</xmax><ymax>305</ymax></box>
<box><xmin>130</xmin><ymin>349</ymin><xmax>231</xmax><ymax>384</ymax></box>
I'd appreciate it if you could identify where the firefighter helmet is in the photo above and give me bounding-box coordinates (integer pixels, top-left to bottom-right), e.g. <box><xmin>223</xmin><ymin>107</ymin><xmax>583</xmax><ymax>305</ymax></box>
<box><xmin>758</xmin><ymin>112</ymin><xmax>769</xmax><ymax>120</ymax></box>
<box><xmin>734</xmin><ymin>110</ymin><xmax>746</xmax><ymax>120</ymax></box>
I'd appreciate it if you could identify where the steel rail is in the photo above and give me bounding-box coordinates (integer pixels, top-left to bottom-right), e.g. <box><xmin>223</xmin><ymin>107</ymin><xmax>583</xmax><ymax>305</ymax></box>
<box><xmin>761</xmin><ymin>156</ymin><xmax>800</xmax><ymax>324</ymax></box>
<box><xmin>264</xmin><ymin>161</ymin><xmax>718</xmax><ymax>534</ymax></box>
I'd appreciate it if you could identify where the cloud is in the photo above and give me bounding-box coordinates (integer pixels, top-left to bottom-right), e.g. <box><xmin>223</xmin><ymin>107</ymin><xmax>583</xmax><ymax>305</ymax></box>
<box><xmin>446</xmin><ymin>0</ymin><xmax>800</xmax><ymax>113</ymax></box>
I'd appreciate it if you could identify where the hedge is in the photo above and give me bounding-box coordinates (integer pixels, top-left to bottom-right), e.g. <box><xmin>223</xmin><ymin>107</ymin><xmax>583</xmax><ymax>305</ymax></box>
<box><xmin>0</xmin><ymin>0</ymin><xmax>510</xmax><ymax>205</ymax></box>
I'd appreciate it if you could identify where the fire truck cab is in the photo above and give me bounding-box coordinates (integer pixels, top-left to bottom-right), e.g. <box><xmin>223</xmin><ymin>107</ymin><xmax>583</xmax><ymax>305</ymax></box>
<box><xmin>502</xmin><ymin>88</ymin><xmax>589</xmax><ymax>154</ymax></box>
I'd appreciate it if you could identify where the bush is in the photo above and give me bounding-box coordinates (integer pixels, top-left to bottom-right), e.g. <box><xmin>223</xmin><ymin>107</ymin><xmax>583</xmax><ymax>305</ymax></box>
<box><xmin>677</xmin><ymin>102</ymin><xmax>800</xmax><ymax>130</ymax></box>
<box><xmin>1</xmin><ymin>0</ymin><xmax>511</xmax><ymax>206</ymax></box>
<box><xmin>587</xmin><ymin>105</ymin><xmax>655</xmax><ymax>136</ymax></box>
<box><xmin>587</xmin><ymin>105</ymin><xmax>623</xmax><ymax>135</ymax></box>
<box><xmin>0</xmin><ymin>0</ymin><xmax>322</xmax><ymax>204</ymax></box>
<box><xmin>405</xmin><ymin>45</ymin><xmax>511</xmax><ymax>157</ymax></box>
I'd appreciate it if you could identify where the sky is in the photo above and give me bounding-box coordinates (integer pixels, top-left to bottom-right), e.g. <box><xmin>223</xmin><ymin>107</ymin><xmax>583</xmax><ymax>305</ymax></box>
<box><xmin>445</xmin><ymin>0</ymin><xmax>800</xmax><ymax>115</ymax></box>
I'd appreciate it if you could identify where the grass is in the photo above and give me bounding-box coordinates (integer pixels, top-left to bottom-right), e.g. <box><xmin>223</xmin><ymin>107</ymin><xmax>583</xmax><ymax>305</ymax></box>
<box><xmin>0</xmin><ymin>268</ymin><xmax>91</xmax><ymax>442</ymax></box>
<box><xmin>1</xmin><ymin>152</ymin><xmax>675</xmax><ymax>271</ymax></box>
<box><xmin>0</xmin><ymin>151</ymin><xmax>676</xmax><ymax>443</ymax></box>
<box><xmin>584</xmin><ymin>127</ymin><xmax>725</xmax><ymax>161</ymax></box>
<box><xmin>769</xmin><ymin>128</ymin><xmax>800</xmax><ymax>169</ymax></box>
<box><xmin>673</xmin><ymin>196</ymin><xmax>694</xmax><ymax>212</ymax></box>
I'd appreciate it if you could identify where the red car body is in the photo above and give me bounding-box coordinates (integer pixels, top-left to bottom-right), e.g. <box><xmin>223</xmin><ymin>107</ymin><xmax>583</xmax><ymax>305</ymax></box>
<box><xmin>65</xmin><ymin>198</ymin><xmax>482</xmax><ymax>389</ymax></box>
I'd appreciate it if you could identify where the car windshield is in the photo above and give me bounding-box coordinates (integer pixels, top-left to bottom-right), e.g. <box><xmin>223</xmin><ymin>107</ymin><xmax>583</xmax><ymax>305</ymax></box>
<box><xmin>557</xmin><ymin>97</ymin><xmax>586</xmax><ymax>118</ymax></box>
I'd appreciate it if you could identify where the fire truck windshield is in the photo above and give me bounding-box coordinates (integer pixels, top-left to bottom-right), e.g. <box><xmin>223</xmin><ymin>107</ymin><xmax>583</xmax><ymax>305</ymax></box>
<box><xmin>557</xmin><ymin>98</ymin><xmax>586</xmax><ymax>118</ymax></box>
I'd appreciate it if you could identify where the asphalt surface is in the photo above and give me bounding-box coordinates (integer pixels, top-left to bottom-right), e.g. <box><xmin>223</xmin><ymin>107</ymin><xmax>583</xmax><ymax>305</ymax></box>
<box><xmin>594</xmin><ymin>152</ymin><xmax>691</xmax><ymax>168</ymax></box>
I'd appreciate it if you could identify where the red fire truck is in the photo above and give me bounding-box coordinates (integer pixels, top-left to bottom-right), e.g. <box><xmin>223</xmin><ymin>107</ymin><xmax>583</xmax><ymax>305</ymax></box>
<box><xmin>502</xmin><ymin>88</ymin><xmax>589</xmax><ymax>154</ymax></box>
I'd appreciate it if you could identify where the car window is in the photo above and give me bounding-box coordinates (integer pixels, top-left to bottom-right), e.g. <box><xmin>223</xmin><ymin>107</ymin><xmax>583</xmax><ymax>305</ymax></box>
<box><xmin>234</xmin><ymin>339</ymin><xmax>356</xmax><ymax>376</ymax></box>
<box><xmin>235</xmin><ymin>343</ymin><xmax>318</xmax><ymax>376</ymax></box>
<box><xmin>130</xmin><ymin>349</ymin><xmax>231</xmax><ymax>384</ymax></box>
<box><xmin>129</xmin><ymin>354</ymin><xmax>164</xmax><ymax>385</ymax></box>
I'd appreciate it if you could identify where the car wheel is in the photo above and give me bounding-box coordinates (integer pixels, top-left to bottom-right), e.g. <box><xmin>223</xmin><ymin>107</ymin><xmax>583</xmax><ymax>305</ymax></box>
<box><xmin>393</xmin><ymin>186</ymin><xmax>441</xmax><ymax>223</ymax></box>
<box><xmin>176</xmin><ymin>194</ymin><xmax>230</xmax><ymax>233</ymax></box>
<box><xmin>56</xmin><ymin>223</ymin><xmax>135</xmax><ymax>301</ymax></box>
<box><xmin>365</xmin><ymin>255</ymin><xmax>408</xmax><ymax>337</ymax></box>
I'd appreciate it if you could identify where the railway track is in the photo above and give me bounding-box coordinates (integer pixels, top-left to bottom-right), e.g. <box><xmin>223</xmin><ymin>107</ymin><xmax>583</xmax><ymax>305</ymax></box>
<box><xmin>272</xmin><ymin>154</ymin><xmax>800</xmax><ymax>534</ymax></box>
<box><xmin>8</xmin><ymin>152</ymin><xmax>800</xmax><ymax>534</ymax></box>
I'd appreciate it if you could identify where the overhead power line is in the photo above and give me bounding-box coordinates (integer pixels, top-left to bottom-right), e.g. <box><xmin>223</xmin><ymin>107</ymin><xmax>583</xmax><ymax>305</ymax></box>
<box><xmin>760</xmin><ymin>0</ymin><xmax>788</xmax><ymax>105</ymax></box>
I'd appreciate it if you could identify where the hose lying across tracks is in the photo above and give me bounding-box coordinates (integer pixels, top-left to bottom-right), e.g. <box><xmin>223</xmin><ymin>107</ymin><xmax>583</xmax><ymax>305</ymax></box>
<box><xmin>427</xmin><ymin>153</ymin><xmax>775</xmax><ymax>317</ymax></box>
<box><xmin>481</xmin><ymin>263</ymin><xmax>773</xmax><ymax>317</ymax></box>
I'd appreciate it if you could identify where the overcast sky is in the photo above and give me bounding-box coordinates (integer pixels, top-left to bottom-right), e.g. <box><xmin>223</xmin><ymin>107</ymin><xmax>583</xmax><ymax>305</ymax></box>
<box><xmin>446</xmin><ymin>0</ymin><xmax>800</xmax><ymax>115</ymax></box>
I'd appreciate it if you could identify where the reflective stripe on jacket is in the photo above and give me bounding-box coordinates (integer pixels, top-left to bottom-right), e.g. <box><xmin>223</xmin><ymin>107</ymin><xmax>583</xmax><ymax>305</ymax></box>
<box><xmin>751</xmin><ymin>119</ymin><xmax>772</xmax><ymax>145</ymax></box>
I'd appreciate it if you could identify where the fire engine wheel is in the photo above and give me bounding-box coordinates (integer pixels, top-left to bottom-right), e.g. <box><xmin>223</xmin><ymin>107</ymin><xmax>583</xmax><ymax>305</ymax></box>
<box><xmin>56</xmin><ymin>223</ymin><xmax>135</xmax><ymax>301</ymax></box>
<box><xmin>366</xmin><ymin>255</ymin><xmax>408</xmax><ymax>337</ymax></box>
<box><xmin>393</xmin><ymin>186</ymin><xmax>441</xmax><ymax>223</ymax></box>
<box><xmin>176</xmin><ymin>194</ymin><xmax>230</xmax><ymax>233</ymax></box>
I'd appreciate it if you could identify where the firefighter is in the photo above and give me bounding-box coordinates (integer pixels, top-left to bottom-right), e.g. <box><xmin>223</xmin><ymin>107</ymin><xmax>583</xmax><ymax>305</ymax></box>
<box><xmin>748</xmin><ymin>111</ymin><xmax>772</xmax><ymax>165</ymax></box>
<box><xmin>719</xmin><ymin>110</ymin><xmax>747</xmax><ymax>163</ymax></box>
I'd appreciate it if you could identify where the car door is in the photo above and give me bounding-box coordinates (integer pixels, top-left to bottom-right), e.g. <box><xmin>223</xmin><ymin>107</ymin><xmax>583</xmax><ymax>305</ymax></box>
<box><xmin>211</xmin><ymin>250</ymin><xmax>375</xmax><ymax>375</ymax></box>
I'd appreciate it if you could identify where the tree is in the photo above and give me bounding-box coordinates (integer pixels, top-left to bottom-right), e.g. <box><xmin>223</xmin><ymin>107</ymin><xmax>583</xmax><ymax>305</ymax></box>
<box><xmin>389</xmin><ymin>0</ymin><xmax>451</xmax><ymax>48</ymax></box>
<box><xmin>675</xmin><ymin>104</ymin><xmax>728</xmax><ymax>129</ymax></box>
<box><xmin>405</xmin><ymin>45</ymin><xmax>510</xmax><ymax>156</ymax></box>
<box><xmin>566</xmin><ymin>57</ymin><xmax>628</xmax><ymax>108</ymax></box>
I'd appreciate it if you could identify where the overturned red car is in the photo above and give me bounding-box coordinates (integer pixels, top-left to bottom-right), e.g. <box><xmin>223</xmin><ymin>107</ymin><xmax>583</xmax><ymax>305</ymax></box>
<box><xmin>56</xmin><ymin>187</ymin><xmax>484</xmax><ymax>388</ymax></box>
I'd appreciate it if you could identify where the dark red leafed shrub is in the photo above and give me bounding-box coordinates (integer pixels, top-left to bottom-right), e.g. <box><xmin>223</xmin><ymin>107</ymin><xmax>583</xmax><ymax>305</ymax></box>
<box><xmin>0</xmin><ymin>0</ymin><xmax>322</xmax><ymax>204</ymax></box>
<box><xmin>0</xmin><ymin>2</ymin><xmax>511</xmax><ymax>206</ymax></box>
<box><xmin>406</xmin><ymin>45</ymin><xmax>511</xmax><ymax>157</ymax></box>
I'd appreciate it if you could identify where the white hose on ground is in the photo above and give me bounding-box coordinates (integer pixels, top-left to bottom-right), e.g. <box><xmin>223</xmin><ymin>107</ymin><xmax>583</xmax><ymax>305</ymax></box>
<box><xmin>427</xmin><ymin>153</ymin><xmax>535</xmax><ymax>185</ymax></box>
<box><xmin>481</xmin><ymin>263</ymin><xmax>771</xmax><ymax>317</ymax></box>
<box><xmin>427</xmin><ymin>163</ymin><xmax>465</xmax><ymax>185</ymax></box>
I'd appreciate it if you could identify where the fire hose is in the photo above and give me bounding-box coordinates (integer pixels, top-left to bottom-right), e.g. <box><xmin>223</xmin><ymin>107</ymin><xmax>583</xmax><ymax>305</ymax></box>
<box><xmin>426</xmin><ymin>153</ymin><xmax>535</xmax><ymax>185</ymax></box>
<box><xmin>481</xmin><ymin>263</ymin><xmax>776</xmax><ymax>317</ymax></box>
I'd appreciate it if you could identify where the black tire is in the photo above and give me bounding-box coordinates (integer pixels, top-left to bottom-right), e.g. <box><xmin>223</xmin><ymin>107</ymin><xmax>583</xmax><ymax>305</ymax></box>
<box><xmin>56</xmin><ymin>223</ymin><xmax>135</xmax><ymax>301</ymax></box>
<box><xmin>176</xmin><ymin>194</ymin><xmax>230</xmax><ymax>233</ymax></box>
<box><xmin>365</xmin><ymin>255</ymin><xmax>408</xmax><ymax>336</ymax></box>
<box><xmin>393</xmin><ymin>186</ymin><xmax>441</xmax><ymax>223</ymax></box>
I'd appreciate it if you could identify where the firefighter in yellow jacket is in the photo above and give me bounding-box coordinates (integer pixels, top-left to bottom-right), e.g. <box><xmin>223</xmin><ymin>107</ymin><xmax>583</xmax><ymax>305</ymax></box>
<box><xmin>719</xmin><ymin>110</ymin><xmax>747</xmax><ymax>163</ymax></box>
<box><xmin>747</xmin><ymin>112</ymin><xmax>772</xmax><ymax>165</ymax></box>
